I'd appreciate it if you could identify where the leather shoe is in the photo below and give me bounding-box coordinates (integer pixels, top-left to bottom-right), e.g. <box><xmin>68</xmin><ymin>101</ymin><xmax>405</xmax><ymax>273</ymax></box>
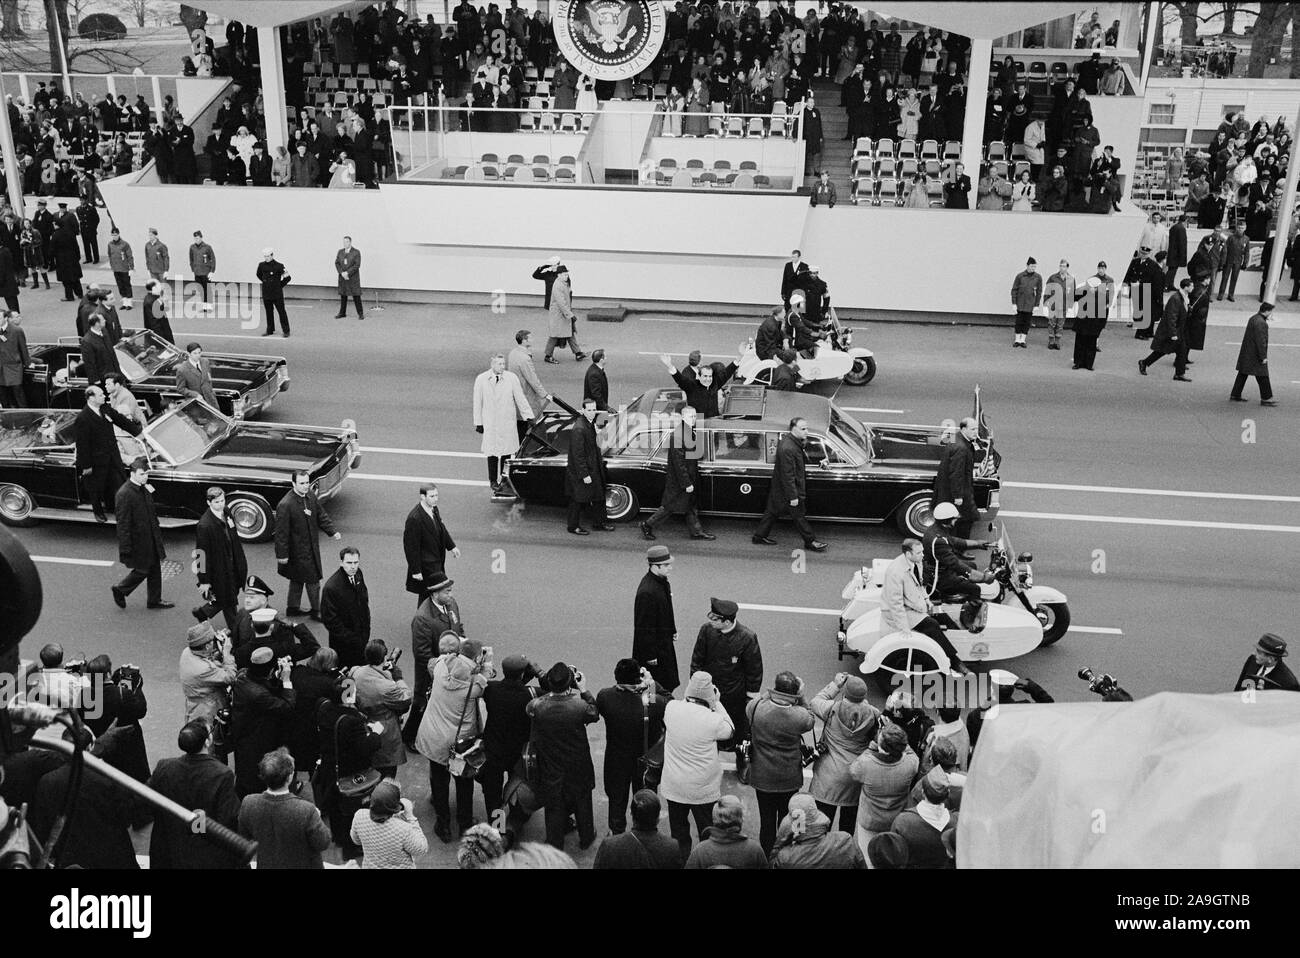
<box><xmin>111</xmin><ymin>586</ymin><xmax>126</xmax><ymax>608</ymax></box>
<box><xmin>691</xmin><ymin>532</ymin><xmax>717</xmax><ymax>540</ymax></box>
<box><xmin>434</xmin><ymin>821</ymin><xmax>452</xmax><ymax>844</ymax></box>
<box><xmin>333</xmin><ymin>312</ymin><xmax>347</xmax><ymax>318</ymax></box>
<box><xmin>94</xmin><ymin>511</ymin><xmax>108</xmax><ymax>523</ymax></box>
<box><xmin>640</xmin><ymin>521</ymin><xmax>655</xmax><ymax>540</ymax></box>
<box><xmin>806</xmin><ymin>540</ymin><xmax>828</xmax><ymax>552</ymax></box>
<box><xmin>573</xmin><ymin>352</ymin><xmax>588</xmax><ymax>361</ymax></box>
<box><xmin>1261</xmin><ymin>399</ymin><xmax>1279</xmax><ymax>406</ymax></box>
<box><xmin>594</xmin><ymin>523</ymin><xmax>616</xmax><ymax>531</ymax></box>
<box><xmin>752</xmin><ymin>535</ymin><xmax>777</xmax><ymax>545</ymax></box>
<box><xmin>544</xmin><ymin>356</ymin><xmax>559</xmax><ymax>364</ymax></box>
<box><xmin>261</xmin><ymin>331</ymin><xmax>275</xmax><ymax>337</ymax></box>
<box><xmin>147</xmin><ymin>600</ymin><xmax>176</xmax><ymax>610</ymax></box>
<box><xmin>1186</xmin><ymin>359</ymin><xmax>1194</xmax><ymax>365</ymax></box>
<box><xmin>1173</xmin><ymin>375</ymin><xmax>1191</xmax><ymax>382</ymax></box>
<box><xmin>1229</xmin><ymin>396</ymin><xmax>1247</xmax><ymax>402</ymax></box>
<box><xmin>569</xmin><ymin>527</ymin><xmax>590</xmax><ymax>535</ymax></box>
<box><xmin>1137</xmin><ymin>360</ymin><xmax>1147</xmax><ymax>375</ymax></box>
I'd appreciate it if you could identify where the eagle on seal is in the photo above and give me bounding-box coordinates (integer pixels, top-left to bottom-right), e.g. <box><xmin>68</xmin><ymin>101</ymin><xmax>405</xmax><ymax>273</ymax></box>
<box><xmin>578</xmin><ymin>0</ymin><xmax>639</xmax><ymax>53</ymax></box>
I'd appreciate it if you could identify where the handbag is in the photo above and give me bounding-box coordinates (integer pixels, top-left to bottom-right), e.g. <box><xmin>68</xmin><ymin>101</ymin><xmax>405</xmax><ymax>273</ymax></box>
<box><xmin>447</xmin><ymin>672</ymin><xmax>486</xmax><ymax>779</ymax></box>
<box><xmin>333</xmin><ymin>715</ymin><xmax>381</xmax><ymax>799</ymax></box>
<box><xmin>633</xmin><ymin>691</ymin><xmax>665</xmax><ymax>792</ymax></box>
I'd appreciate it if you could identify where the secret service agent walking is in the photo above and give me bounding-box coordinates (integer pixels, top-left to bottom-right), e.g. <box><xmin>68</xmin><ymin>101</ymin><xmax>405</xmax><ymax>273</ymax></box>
<box><xmin>752</xmin><ymin>416</ymin><xmax>827</xmax><ymax>552</ymax></box>
<box><xmin>1230</xmin><ymin>302</ymin><xmax>1277</xmax><ymax>406</ymax></box>
<box><xmin>565</xmin><ymin>397</ymin><xmax>613</xmax><ymax>535</ymax></box>
<box><xmin>111</xmin><ymin>456</ymin><xmax>173</xmax><ymax>609</ymax></box>
<box><xmin>641</xmin><ymin>404</ymin><xmax>714</xmax><ymax>541</ymax></box>
<box><xmin>274</xmin><ymin>469</ymin><xmax>342</xmax><ymax>620</ymax></box>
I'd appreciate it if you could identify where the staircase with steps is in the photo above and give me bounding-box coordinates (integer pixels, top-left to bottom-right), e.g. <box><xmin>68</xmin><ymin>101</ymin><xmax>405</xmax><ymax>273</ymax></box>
<box><xmin>809</xmin><ymin>78</ymin><xmax>854</xmax><ymax>200</ymax></box>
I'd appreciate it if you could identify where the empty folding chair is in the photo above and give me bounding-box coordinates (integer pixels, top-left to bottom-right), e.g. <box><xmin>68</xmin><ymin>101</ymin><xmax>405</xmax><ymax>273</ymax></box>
<box><xmin>535</xmin><ymin>81</ymin><xmax>551</xmax><ymax>97</ymax></box>
<box><xmin>876</xmin><ymin>137</ymin><xmax>895</xmax><ymax>159</ymax></box>
<box><xmin>725</xmin><ymin>116</ymin><xmax>744</xmax><ymax>137</ymax></box>
<box><xmin>481</xmin><ymin>153</ymin><xmax>500</xmax><ymax>165</ymax></box>
<box><xmin>920</xmin><ymin>139</ymin><xmax>940</xmax><ymax>160</ymax></box>
<box><xmin>770</xmin><ymin>116</ymin><xmax>786</xmax><ymax>137</ymax></box>
<box><xmin>558</xmin><ymin>155</ymin><xmax>577</xmax><ymax>171</ymax></box>
<box><xmin>696</xmin><ymin>171</ymin><xmax>717</xmax><ymax>187</ymax></box>
<box><xmin>926</xmin><ymin>179</ymin><xmax>944</xmax><ymax>205</ymax></box>
<box><xmin>555</xmin><ymin>168</ymin><xmax>576</xmax><ymax>183</ymax></box>
<box><xmin>1010</xmin><ymin>143</ymin><xmax>1028</xmax><ymax>161</ymax></box>
<box><xmin>343</xmin><ymin>77</ymin><xmax>359</xmax><ymax>91</ymax></box>
<box><xmin>943</xmin><ymin>140</ymin><xmax>962</xmax><ymax>161</ymax></box>
<box><xmin>1014</xmin><ymin>61</ymin><xmax>1026</xmax><ymax>73</ymax></box>
<box><xmin>543</xmin><ymin>67</ymin><xmax>555</xmax><ymax>80</ymax></box>
<box><xmin>854</xmin><ymin>136</ymin><xmax>873</xmax><ymax>160</ymax></box>
<box><xmin>356</xmin><ymin>63</ymin><xmax>369</xmax><ymax>76</ymax></box>
<box><xmin>987</xmin><ymin>141</ymin><xmax>1007</xmax><ymax>162</ymax></box>
<box><xmin>533</xmin><ymin>154</ymin><xmax>551</xmax><ymax>169</ymax></box>
<box><xmin>747</xmin><ymin>116</ymin><xmax>765</xmax><ymax>137</ymax></box>
<box><xmin>898</xmin><ymin>138</ymin><xmax>917</xmax><ymax>160</ymax></box>
<box><xmin>851</xmin><ymin>176</ymin><xmax>874</xmax><ymax>205</ymax></box>
<box><xmin>738</xmin><ymin>160</ymin><xmax>758</xmax><ymax>173</ymax></box>
<box><xmin>658</xmin><ymin>157</ymin><xmax>678</xmax><ymax>176</ymax></box>
<box><xmin>503</xmin><ymin>165</ymin><xmax>522</xmax><ymax>181</ymax></box>
<box><xmin>753</xmin><ymin>174</ymin><xmax>771</xmax><ymax>189</ymax></box>
<box><xmin>877</xmin><ymin>157</ymin><xmax>896</xmax><ymax>178</ymax></box>
<box><xmin>519</xmin><ymin>111</ymin><xmax>536</xmax><ymax>131</ymax></box>
<box><xmin>879</xmin><ymin>176</ymin><xmax>900</xmax><ymax>205</ymax></box>
<box><xmin>533</xmin><ymin>166</ymin><xmax>552</xmax><ymax>182</ymax></box>
<box><xmin>525</xmin><ymin>66</ymin><xmax>539</xmax><ymax>81</ymax></box>
<box><xmin>721</xmin><ymin>172</ymin><xmax>739</xmax><ymax>187</ymax></box>
<box><xmin>539</xmin><ymin>113</ymin><xmax>556</xmax><ymax>131</ymax></box>
<box><xmin>1029</xmin><ymin>61</ymin><xmax>1048</xmax><ymax>80</ymax></box>
<box><xmin>900</xmin><ymin>158</ymin><xmax>918</xmax><ymax>179</ymax></box>
<box><xmin>653</xmin><ymin>83</ymin><xmax>668</xmax><ymax>99</ymax></box>
<box><xmin>481</xmin><ymin>164</ymin><xmax>499</xmax><ymax>180</ymax></box>
<box><xmin>559</xmin><ymin>113</ymin><xmax>578</xmax><ymax>132</ymax></box>
<box><xmin>1050</xmin><ymin>62</ymin><xmax>1069</xmax><ymax>81</ymax></box>
<box><xmin>580</xmin><ymin>114</ymin><xmax>594</xmax><ymax>130</ymax></box>
<box><xmin>685</xmin><ymin>158</ymin><xmax>705</xmax><ymax>176</ymax></box>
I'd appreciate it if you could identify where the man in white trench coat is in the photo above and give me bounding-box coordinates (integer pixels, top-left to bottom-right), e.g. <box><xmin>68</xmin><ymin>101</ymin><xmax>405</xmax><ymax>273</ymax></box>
<box><xmin>474</xmin><ymin>353</ymin><xmax>534</xmax><ymax>500</ymax></box>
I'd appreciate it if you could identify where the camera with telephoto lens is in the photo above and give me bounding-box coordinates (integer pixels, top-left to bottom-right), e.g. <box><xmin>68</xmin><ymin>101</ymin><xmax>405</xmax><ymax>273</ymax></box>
<box><xmin>1078</xmin><ymin>667</ymin><xmax>1119</xmax><ymax>697</ymax></box>
<box><xmin>63</xmin><ymin>658</ymin><xmax>86</xmax><ymax>675</ymax></box>
<box><xmin>568</xmin><ymin>665</ymin><xmax>584</xmax><ymax>689</ymax></box>
<box><xmin>112</xmin><ymin>664</ymin><xmax>142</xmax><ymax>689</ymax></box>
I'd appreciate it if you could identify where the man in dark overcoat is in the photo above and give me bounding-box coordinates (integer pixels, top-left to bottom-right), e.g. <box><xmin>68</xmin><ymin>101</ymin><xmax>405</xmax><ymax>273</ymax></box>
<box><xmin>194</xmin><ymin>486</ymin><xmax>248</xmax><ymax>630</ymax></box>
<box><xmin>1139</xmin><ymin>278</ymin><xmax>1193</xmax><ymax>380</ymax></box>
<box><xmin>403</xmin><ymin>484</ymin><xmax>459</xmax><ymax>604</ymax></box>
<box><xmin>934</xmin><ymin>416</ymin><xmax>979</xmax><ymax>538</ymax></box>
<box><xmin>641</xmin><ymin>405</ymin><xmax>713</xmax><ymax>541</ymax></box>
<box><xmin>1165</xmin><ymin>214</ymin><xmax>1188</xmax><ymax>290</ymax></box>
<box><xmin>333</xmin><ymin>235</ymin><xmax>363</xmax><ymax>318</ymax></box>
<box><xmin>634</xmin><ymin>546</ymin><xmax>679</xmax><ymax>692</ymax></box>
<box><xmin>752</xmin><ymin>417</ymin><xmax>827</xmax><ymax>551</ymax></box>
<box><xmin>74</xmin><ymin>384</ymin><xmax>140</xmax><ymax>521</ymax></box>
<box><xmin>274</xmin><ymin>469</ymin><xmax>342</xmax><ymax>619</ymax></box>
<box><xmin>1230</xmin><ymin>302</ymin><xmax>1275</xmax><ymax>405</ymax></box>
<box><xmin>112</xmin><ymin>456</ymin><xmax>172</xmax><ymax>609</ymax></box>
<box><xmin>565</xmin><ymin>397</ymin><xmax>612</xmax><ymax>534</ymax></box>
<box><xmin>403</xmin><ymin>573</ymin><xmax>464</xmax><ymax>745</ymax></box>
<box><xmin>320</xmin><ymin>546</ymin><xmax>371</xmax><ymax>667</ymax></box>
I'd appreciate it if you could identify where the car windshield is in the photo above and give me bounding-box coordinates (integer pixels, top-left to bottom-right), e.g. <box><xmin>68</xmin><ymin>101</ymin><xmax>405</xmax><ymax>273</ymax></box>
<box><xmin>0</xmin><ymin>412</ymin><xmax>76</xmax><ymax>455</ymax></box>
<box><xmin>145</xmin><ymin>400</ymin><xmax>231</xmax><ymax>463</ymax></box>
<box><xmin>116</xmin><ymin>330</ymin><xmax>183</xmax><ymax>380</ymax></box>
<box><xmin>827</xmin><ymin>404</ymin><xmax>872</xmax><ymax>464</ymax></box>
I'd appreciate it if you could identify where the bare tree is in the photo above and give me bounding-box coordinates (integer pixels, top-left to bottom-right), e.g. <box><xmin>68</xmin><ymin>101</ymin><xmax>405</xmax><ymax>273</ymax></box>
<box><xmin>0</xmin><ymin>0</ymin><xmax>144</xmax><ymax>75</ymax></box>
<box><xmin>1218</xmin><ymin>2</ymin><xmax>1242</xmax><ymax>35</ymax></box>
<box><xmin>0</xmin><ymin>0</ymin><xmax>24</xmax><ymax>39</ymax></box>
<box><xmin>1245</xmin><ymin>1</ymin><xmax>1291</xmax><ymax>76</ymax></box>
<box><xmin>1165</xmin><ymin>1</ymin><xmax>1204</xmax><ymax>49</ymax></box>
<box><xmin>116</xmin><ymin>0</ymin><xmax>152</xmax><ymax>29</ymax></box>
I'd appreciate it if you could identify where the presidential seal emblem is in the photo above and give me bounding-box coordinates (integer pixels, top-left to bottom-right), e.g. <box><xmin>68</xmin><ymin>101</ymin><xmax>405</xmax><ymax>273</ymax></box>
<box><xmin>553</xmin><ymin>0</ymin><xmax>666</xmax><ymax>81</ymax></box>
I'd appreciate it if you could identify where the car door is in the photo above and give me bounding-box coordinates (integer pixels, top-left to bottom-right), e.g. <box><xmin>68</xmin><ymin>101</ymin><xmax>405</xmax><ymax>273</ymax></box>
<box><xmin>803</xmin><ymin>434</ymin><xmax>871</xmax><ymax>520</ymax></box>
<box><xmin>704</xmin><ymin>428</ymin><xmax>771</xmax><ymax>515</ymax></box>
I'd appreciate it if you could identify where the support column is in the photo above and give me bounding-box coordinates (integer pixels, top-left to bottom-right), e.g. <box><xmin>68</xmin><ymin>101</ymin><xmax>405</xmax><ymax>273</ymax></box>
<box><xmin>258</xmin><ymin>24</ymin><xmax>289</xmax><ymax>156</ymax></box>
<box><xmin>0</xmin><ymin>75</ymin><xmax>26</xmax><ymax>218</ymax></box>
<box><xmin>151</xmin><ymin>76</ymin><xmax>163</xmax><ymax>115</ymax></box>
<box><xmin>1139</xmin><ymin>1</ymin><xmax>1161</xmax><ymax>92</ymax></box>
<box><xmin>959</xmin><ymin>37</ymin><xmax>993</xmax><ymax>208</ymax></box>
<box><xmin>1262</xmin><ymin>103</ymin><xmax>1300</xmax><ymax>305</ymax></box>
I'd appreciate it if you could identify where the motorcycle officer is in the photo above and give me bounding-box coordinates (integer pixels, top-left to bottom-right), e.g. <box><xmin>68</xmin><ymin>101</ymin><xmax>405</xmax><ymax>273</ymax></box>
<box><xmin>787</xmin><ymin>291</ymin><xmax>823</xmax><ymax>356</ymax></box>
<box><xmin>923</xmin><ymin>503</ymin><xmax>997</xmax><ymax>611</ymax></box>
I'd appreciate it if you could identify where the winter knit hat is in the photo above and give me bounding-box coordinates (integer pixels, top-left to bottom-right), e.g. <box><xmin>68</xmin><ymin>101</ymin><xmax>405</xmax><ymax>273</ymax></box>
<box><xmin>843</xmin><ymin>676</ymin><xmax>868</xmax><ymax>702</ymax></box>
<box><xmin>457</xmin><ymin>823</ymin><xmax>507</xmax><ymax>869</ymax></box>
<box><xmin>685</xmin><ymin>670</ymin><xmax>715</xmax><ymax>702</ymax></box>
<box><xmin>868</xmin><ymin>832</ymin><xmax>910</xmax><ymax>869</ymax></box>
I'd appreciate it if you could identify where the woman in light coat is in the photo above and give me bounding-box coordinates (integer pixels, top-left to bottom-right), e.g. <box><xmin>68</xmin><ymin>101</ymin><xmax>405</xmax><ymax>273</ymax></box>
<box><xmin>897</xmin><ymin>86</ymin><xmax>921</xmax><ymax>140</ymax></box>
<box><xmin>328</xmin><ymin>149</ymin><xmax>356</xmax><ymax>188</ymax></box>
<box><xmin>1011</xmin><ymin>169</ymin><xmax>1036</xmax><ymax>211</ymax></box>
<box><xmin>271</xmin><ymin>145</ymin><xmax>291</xmax><ymax>186</ymax></box>
<box><xmin>415</xmin><ymin>649</ymin><xmax>489</xmax><ymax>838</ymax></box>
<box><xmin>472</xmin><ymin>355</ymin><xmax>533</xmax><ymax>490</ymax></box>
<box><xmin>663</xmin><ymin>86</ymin><xmax>685</xmax><ymax>137</ymax></box>
<box><xmin>809</xmin><ymin>674</ymin><xmax>879</xmax><ymax>833</ymax></box>
<box><xmin>230</xmin><ymin>125</ymin><xmax>256</xmax><ymax>167</ymax></box>
<box><xmin>350</xmin><ymin>639</ymin><xmax>412</xmax><ymax>777</ymax></box>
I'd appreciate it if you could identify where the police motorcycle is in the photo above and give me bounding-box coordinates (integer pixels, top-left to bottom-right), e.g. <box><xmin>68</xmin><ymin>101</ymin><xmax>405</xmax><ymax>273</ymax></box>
<box><xmin>737</xmin><ymin>291</ymin><xmax>876</xmax><ymax>393</ymax></box>
<box><xmin>834</xmin><ymin>521</ymin><xmax>1070</xmax><ymax>689</ymax></box>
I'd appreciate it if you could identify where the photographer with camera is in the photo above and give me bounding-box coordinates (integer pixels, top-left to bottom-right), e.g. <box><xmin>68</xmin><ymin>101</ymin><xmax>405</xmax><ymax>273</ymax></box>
<box><xmin>24</xmin><ymin>643</ymin><xmax>89</xmax><ymax>709</ymax></box>
<box><xmin>179</xmin><ymin>620</ymin><xmax>239</xmax><ymax>730</ymax></box>
<box><xmin>82</xmin><ymin>654</ymin><xmax>150</xmax><ymax>784</ymax></box>
<box><xmin>660</xmin><ymin>671</ymin><xmax>735</xmax><ymax>862</ymax></box>
<box><xmin>967</xmin><ymin>670</ymin><xmax>1054</xmax><ymax>752</ymax></box>
<box><xmin>416</xmin><ymin>638</ymin><xmax>491</xmax><ymax>844</ymax></box>
<box><xmin>745</xmin><ymin>670</ymin><xmax>816</xmax><ymax>857</ymax></box>
<box><xmin>479</xmin><ymin>654</ymin><xmax>540</xmax><ymax>831</ymax></box>
<box><xmin>146</xmin><ymin>719</ymin><xmax>243</xmax><ymax>869</ymax></box>
<box><xmin>1079</xmin><ymin>667</ymin><xmax>1135</xmax><ymax>701</ymax></box>
<box><xmin>231</xmin><ymin>578</ymin><xmax>320</xmax><ymax>670</ymax></box>
<box><xmin>228</xmin><ymin>646</ymin><xmax>298</xmax><ymax>798</ymax></box>
<box><xmin>524</xmin><ymin>661</ymin><xmax>600</xmax><ymax>853</ymax></box>
<box><xmin>288</xmin><ymin>647</ymin><xmax>346</xmax><ymax>797</ymax></box>
<box><xmin>350</xmin><ymin>638</ymin><xmax>412</xmax><ymax>779</ymax></box>
<box><xmin>596</xmin><ymin>659</ymin><xmax>669</xmax><ymax>836</ymax></box>
<box><xmin>313</xmin><ymin>679</ymin><xmax>384</xmax><ymax>859</ymax></box>
<box><xmin>809</xmin><ymin>673</ymin><xmax>880</xmax><ymax>835</ymax></box>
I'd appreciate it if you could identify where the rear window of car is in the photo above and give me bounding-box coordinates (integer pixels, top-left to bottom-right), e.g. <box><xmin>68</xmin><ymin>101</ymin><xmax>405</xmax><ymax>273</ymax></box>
<box><xmin>713</xmin><ymin>431</ymin><xmax>765</xmax><ymax>462</ymax></box>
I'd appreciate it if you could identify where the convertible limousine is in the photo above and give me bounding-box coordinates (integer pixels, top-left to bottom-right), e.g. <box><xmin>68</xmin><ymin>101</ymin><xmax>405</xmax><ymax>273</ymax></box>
<box><xmin>507</xmin><ymin>385</ymin><xmax>1000</xmax><ymax>536</ymax></box>
<box><xmin>24</xmin><ymin>329</ymin><xmax>290</xmax><ymax>420</ymax></box>
<box><xmin>0</xmin><ymin>399</ymin><xmax>360</xmax><ymax>542</ymax></box>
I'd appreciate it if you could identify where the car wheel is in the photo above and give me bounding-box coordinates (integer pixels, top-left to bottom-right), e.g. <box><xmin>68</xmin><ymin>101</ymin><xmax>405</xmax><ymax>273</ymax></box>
<box><xmin>1034</xmin><ymin>602</ymin><xmax>1070</xmax><ymax>646</ymax></box>
<box><xmin>895</xmin><ymin>491</ymin><xmax>936</xmax><ymax>537</ymax></box>
<box><xmin>0</xmin><ymin>483</ymin><xmax>38</xmax><ymax>527</ymax></box>
<box><xmin>226</xmin><ymin>495</ymin><xmax>273</xmax><ymax>543</ymax></box>
<box><xmin>873</xmin><ymin>648</ymin><xmax>940</xmax><ymax>694</ymax></box>
<box><xmin>845</xmin><ymin>355</ymin><xmax>877</xmax><ymax>386</ymax></box>
<box><xmin>604</xmin><ymin>484</ymin><xmax>639</xmax><ymax>522</ymax></box>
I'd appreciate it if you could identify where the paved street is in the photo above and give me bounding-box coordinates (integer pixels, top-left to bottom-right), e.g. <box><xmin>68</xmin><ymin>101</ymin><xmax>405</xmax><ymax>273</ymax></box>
<box><xmin>7</xmin><ymin>278</ymin><xmax>1297</xmax><ymax>865</ymax></box>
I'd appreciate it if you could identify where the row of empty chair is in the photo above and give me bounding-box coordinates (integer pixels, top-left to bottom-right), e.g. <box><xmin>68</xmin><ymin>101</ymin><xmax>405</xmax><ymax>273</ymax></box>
<box><xmin>654</xmin><ymin>169</ymin><xmax>772</xmax><ymax>189</ymax></box>
<box><xmin>850</xmin><ymin>137</ymin><xmax>961</xmax><ymax>176</ymax></box>
<box><xmin>440</xmin><ymin>163</ymin><xmax>578</xmax><ymax>183</ymax></box>
<box><xmin>851</xmin><ymin>176</ymin><xmax>945</xmax><ymax>206</ymax></box>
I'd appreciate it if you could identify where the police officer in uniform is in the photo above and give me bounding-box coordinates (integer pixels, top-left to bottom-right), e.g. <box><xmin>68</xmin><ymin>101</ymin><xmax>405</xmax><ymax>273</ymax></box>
<box><xmin>921</xmin><ymin>502</ymin><xmax>994</xmax><ymax>606</ymax></box>
<box><xmin>688</xmin><ymin>598</ymin><xmax>763</xmax><ymax>766</ymax></box>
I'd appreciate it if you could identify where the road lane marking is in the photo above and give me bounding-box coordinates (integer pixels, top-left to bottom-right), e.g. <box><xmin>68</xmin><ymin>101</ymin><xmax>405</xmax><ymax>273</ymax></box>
<box><xmin>350</xmin><ymin>473</ymin><xmax>491</xmax><ymax>487</ymax></box>
<box><xmin>163</xmin><ymin>331</ymin><xmax>290</xmax><ymax>340</ymax></box>
<box><xmin>841</xmin><ymin>406</ymin><xmax>907</xmax><ymax>415</ymax></box>
<box><xmin>1000</xmin><ymin>509</ymin><xmax>1300</xmax><ymax>533</ymax></box>
<box><xmin>640</xmin><ymin>317</ymin><xmax>761</xmax><ymax>326</ymax></box>
<box><xmin>1224</xmin><ymin>341</ymin><xmax>1300</xmax><ymax>347</ymax></box>
<box><xmin>1003</xmin><ymin>481</ymin><xmax>1300</xmax><ymax>504</ymax></box>
<box><xmin>738</xmin><ymin>602</ymin><xmax>1120</xmax><ymax>634</ymax></box>
<box><xmin>636</xmin><ymin>351</ymin><xmax>737</xmax><ymax>359</ymax></box>
<box><xmin>360</xmin><ymin>446</ymin><xmax>484</xmax><ymax>458</ymax></box>
<box><xmin>31</xmin><ymin>555</ymin><xmax>116</xmax><ymax>567</ymax></box>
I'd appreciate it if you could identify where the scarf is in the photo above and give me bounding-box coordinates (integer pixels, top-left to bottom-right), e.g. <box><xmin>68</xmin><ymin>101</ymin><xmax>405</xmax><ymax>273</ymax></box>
<box><xmin>916</xmin><ymin>800</ymin><xmax>951</xmax><ymax>831</ymax></box>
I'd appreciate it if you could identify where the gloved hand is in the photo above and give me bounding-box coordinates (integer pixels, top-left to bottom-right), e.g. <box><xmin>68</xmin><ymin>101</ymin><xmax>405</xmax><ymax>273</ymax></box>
<box><xmin>475</xmin><ymin>425</ymin><xmax>483</xmax><ymax>433</ymax></box>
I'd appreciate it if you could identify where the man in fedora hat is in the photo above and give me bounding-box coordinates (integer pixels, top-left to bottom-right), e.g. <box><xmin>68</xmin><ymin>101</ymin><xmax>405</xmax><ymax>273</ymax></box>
<box><xmin>405</xmin><ymin>572</ymin><xmax>465</xmax><ymax>746</ymax></box>
<box><xmin>1234</xmin><ymin>633</ymin><xmax>1298</xmax><ymax>692</ymax></box>
<box><xmin>634</xmin><ymin>546</ymin><xmax>679</xmax><ymax>692</ymax></box>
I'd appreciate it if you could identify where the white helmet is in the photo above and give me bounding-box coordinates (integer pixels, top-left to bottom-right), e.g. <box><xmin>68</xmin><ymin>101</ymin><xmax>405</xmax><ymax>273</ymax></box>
<box><xmin>932</xmin><ymin>502</ymin><xmax>960</xmax><ymax>522</ymax></box>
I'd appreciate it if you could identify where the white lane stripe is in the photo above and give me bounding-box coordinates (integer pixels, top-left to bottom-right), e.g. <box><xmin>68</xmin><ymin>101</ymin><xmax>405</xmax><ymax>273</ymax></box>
<box><xmin>165</xmin><ymin>331</ymin><xmax>288</xmax><ymax>340</ymax></box>
<box><xmin>640</xmin><ymin>317</ymin><xmax>761</xmax><ymax>326</ymax></box>
<box><xmin>841</xmin><ymin>406</ymin><xmax>907</xmax><ymax>415</ymax></box>
<box><xmin>1224</xmin><ymin>341</ymin><xmax>1300</xmax><ymax>347</ymax></box>
<box><xmin>31</xmin><ymin>555</ymin><xmax>116</xmax><ymax>567</ymax></box>
<box><xmin>1003</xmin><ymin>480</ymin><xmax>1300</xmax><ymax>504</ymax></box>
<box><xmin>738</xmin><ymin>602</ymin><xmax>1120</xmax><ymax>634</ymax></box>
<box><xmin>360</xmin><ymin>446</ymin><xmax>484</xmax><ymax>458</ymax></box>
<box><xmin>1001</xmin><ymin>509</ymin><xmax>1300</xmax><ymax>533</ymax></box>
<box><xmin>636</xmin><ymin>351</ymin><xmax>736</xmax><ymax>359</ymax></box>
<box><xmin>350</xmin><ymin>472</ymin><xmax>491</xmax><ymax>487</ymax></box>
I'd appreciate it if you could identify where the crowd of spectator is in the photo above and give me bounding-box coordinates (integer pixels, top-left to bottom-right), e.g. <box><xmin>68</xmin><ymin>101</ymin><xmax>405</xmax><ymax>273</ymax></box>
<box><xmin>1174</xmin><ymin>112</ymin><xmax>1294</xmax><ymax>235</ymax></box>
